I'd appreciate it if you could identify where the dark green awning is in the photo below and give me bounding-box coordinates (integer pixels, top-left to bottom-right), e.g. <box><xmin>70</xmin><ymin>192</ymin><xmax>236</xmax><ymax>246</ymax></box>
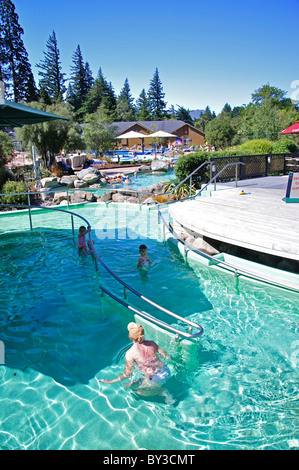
<box><xmin>0</xmin><ymin>100</ymin><xmax>69</xmax><ymax>127</ymax></box>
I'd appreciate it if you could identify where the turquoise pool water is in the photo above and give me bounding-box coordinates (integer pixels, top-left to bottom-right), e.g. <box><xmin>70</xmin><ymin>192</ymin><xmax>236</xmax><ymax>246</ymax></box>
<box><xmin>0</xmin><ymin>203</ymin><xmax>298</xmax><ymax>450</ymax></box>
<box><xmin>107</xmin><ymin>169</ymin><xmax>175</xmax><ymax>190</ymax></box>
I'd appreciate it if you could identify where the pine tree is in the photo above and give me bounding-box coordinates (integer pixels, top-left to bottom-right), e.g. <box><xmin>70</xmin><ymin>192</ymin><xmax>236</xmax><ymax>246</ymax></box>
<box><xmin>0</xmin><ymin>0</ymin><xmax>38</xmax><ymax>101</ymax></box>
<box><xmin>81</xmin><ymin>68</ymin><xmax>116</xmax><ymax>119</ymax></box>
<box><xmin>116</xmin><ymin>78</ymin><xmax>135</xmax><ymax>121</ymax></box>
<box><xmin>147</xmin><ymin>68</ymin><xmax>166</xmax><ymax>119</ymax></box>
<box><xmin>102</xmin><ymin>82</ymin><xmax>117</xmax><ymax>119</ymax></box>
<box><xmin>36</xmin><ymin>30</ymin><xmax>66</xmax><ymax>103</ymax></box>
<box><xmin>82</xmin><ymin>68</ymin><xmax>105</xmax><ymax>114</ymax></box>
<box><xmin>136</xmin><ymin>89</ymin><xmax>152</xmax><ymax>120</ymax></box>
<box><xmin>176</xmin><ymin>106</ymin><xmax>194</xmax><ymax>125</ymax></box>
<box><xmin>67</xmin><ymin>45</ymin><xmax>94</xmax><ymax>112</ymax></box>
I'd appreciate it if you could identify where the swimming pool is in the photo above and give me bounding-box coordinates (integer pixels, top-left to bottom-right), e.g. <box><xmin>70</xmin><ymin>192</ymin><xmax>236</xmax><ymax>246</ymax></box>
<box><xmin>107</xmin><ymin>170</ymin><xmax>175</xmax><ymax>190</ymax></box>
<box><xmin>0</xmin><ymin>203</ymin><xmax>298</xmax><ymax>450</ymax></box>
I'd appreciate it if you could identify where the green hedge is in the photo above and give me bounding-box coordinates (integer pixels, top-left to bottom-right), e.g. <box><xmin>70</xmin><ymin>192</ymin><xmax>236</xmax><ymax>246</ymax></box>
<box><xmin>239</xmin><ymin>139</ymin><xmax>274</xmax><ymax>154</ymax></box>
<box><xmin>272</xmin><ymin>138</ymin><xmax>298</xmax><ymax>153</ymax></box>
<box><xmin>174</xmin><ymin>152</ymin><xmax>209</xmax><ymax>186</ymax></box>
<box><xmin>0</xmin><ymin>181</ymin><xmax>28</xmax><ymax>206</ymax></box>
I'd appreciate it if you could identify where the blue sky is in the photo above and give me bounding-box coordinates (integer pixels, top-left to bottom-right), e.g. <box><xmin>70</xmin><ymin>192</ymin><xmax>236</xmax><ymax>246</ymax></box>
<box><xmin>13</xmin><ymin>0</ymin><xmax>299</xmax><ymax>114</ymax></box>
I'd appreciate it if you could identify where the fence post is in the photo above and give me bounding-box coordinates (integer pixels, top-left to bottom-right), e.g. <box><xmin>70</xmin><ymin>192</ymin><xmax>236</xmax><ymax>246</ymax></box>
<box><xmin>239</xmin><ymin>156</ymin><xmax>244</xmax><ymax>180</ymax></box>
<box><xmin>27</xmin><ymin>190</ymin><xmax>33</xmax><ymax>230</ymax></box>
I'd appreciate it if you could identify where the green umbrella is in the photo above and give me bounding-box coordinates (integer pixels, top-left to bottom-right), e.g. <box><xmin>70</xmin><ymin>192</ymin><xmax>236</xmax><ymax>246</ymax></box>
<box><xmin>0</xmin><ymin>99</ymin><xmax>69</xmax><ymax>127</ymax></box>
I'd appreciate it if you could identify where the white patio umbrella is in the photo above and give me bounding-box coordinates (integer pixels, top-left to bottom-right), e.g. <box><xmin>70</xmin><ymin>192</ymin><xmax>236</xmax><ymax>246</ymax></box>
<box><xmin>142</xmin><ymin>130</ymin><xmax>177</xmax><ymax>139</ymax></box>
<box><xmin>116</xmin><ymin>130</ymin><xmax>147</xmax><ymax>139</ymax></box>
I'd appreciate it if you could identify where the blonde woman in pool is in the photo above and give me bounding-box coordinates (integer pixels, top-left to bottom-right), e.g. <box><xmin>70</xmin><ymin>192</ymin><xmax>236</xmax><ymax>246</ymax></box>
<box><xmin>98</xmin><ymin>322</ymin><xmax>171</xmax><ymax>399</ymax></box>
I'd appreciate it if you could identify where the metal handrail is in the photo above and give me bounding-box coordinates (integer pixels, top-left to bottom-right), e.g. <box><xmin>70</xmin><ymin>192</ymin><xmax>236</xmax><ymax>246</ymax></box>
<box><xmin>156</xmin><ymin>205</ymin><xmax>299</xmax><ymax>293</ymax></box>
<box><xmin>168</xmin><ymin>160</ymin><xmax>212</xmax><ymax>196</ymax></box>
<box><xmin>157</xmin><ymin>162</ymin><xmax>245</xmax><ymax>207</ymax></box>
<box><xmin>0</xmin><ymin>203</ymin><xmax>204</xmax><ymax>340</ymax></box>
<box><xmin>0</xmin><ymin>203</ymin><xmax>91</xmax><ymax>234</ymax></box>
<box><xmin>88</xmin><ymin>238</ymin><xmax>204</xmax><ymax>338</ymax></box>
<box><xmin>195</xmin><ymin>161</ymin><xmax>245</xmax><ymax>194</ymax></box>
<box><xmin>99</xmin><ymin>286</ymin><xmax>203</xmax><ymax>339</ymax></box>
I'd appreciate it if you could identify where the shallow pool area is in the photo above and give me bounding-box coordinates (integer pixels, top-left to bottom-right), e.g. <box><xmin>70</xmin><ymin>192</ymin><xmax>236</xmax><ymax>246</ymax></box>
<box><xmin>106</xmin><ymin>169</ymin><xmax>175</xmax><ymax>190</ymax></box>
<box><xmin>0</xmin><ymin>203</ymin><xmax>298</xmax><ymax>450</ymax></box>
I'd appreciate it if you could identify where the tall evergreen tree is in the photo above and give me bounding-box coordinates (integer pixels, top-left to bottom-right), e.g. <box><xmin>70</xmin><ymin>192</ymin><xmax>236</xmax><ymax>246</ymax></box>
<box><xmin>103</xmin><ymin>81</ymin><xmax>117</xmax><ymax>119</ymax></box>
<box><xmin>67</xmin><ymin>45</ymin><xmax>94</xmax><ymax>112</ymax></box>
<box><xmin>136</xmin><ymin>89</ymin><xmax>151</xmax><ymax>120</ymax></box>
<box><xmin>147</xmin><ymin>68</ymin><xmax>166</xmax><ymax>119</ymax></box>
<box><xmin>116</xmin><ymin>78</ymin><xmax>135</xmax><ymax>121</ymax></box>
<box><xmin>0</xmin><ymin>0</ymin><xmax>38</xmax><ymax>101</ymax></box>
<box><xmin>36</xmin><ymin>30</ymin><xmax>66</xmax><ymax>103</ymax></box>
<box><xmin>82</xmin><ymin>68</ymin><xmax>112</xmax><ymax>117</ymax></box>
<box><xmin>176</xmin><ymin>106</ymin><xmax>194</xmax><ymax>125</ymax></box>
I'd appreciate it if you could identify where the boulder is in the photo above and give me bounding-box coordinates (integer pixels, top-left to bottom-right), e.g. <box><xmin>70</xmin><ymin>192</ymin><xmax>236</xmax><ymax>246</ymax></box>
<box><xmin>53</xmin><ymin>191</ymin><xmax>68</xmax><ymax>204</ymax></box>
<box><xmin>138</xmin><ymin>165</ymin><xmax>151</xmax><ymax>173</ymax></box>
<box><xmin>77</xmin><ymin>167</ymin><xmax>103</xmax><ymax>180</ymax></box>
<box><xmin>40</xmin><ymin>189</ymin><xmax>55</xmax><ymax>201</ymax></box>
<box><xmin>192</xmin><ymin>237</ymin><xmax>220</xmax><ymax>255</ymax></box>
<box><xmin>59</xmin><ymin>175</ymin><xmax>76</xmax><ymax>188</ymax></box>
<box><xmin>150</xmin><ymin>160</ymin><xmax>170</xmax><ymax>172</ymax></box>
<box><xmin>74</xmin><ymin>180</ymin><xmax>88</xmax><ymax>189</ymax></box>
<box><xmin>185</xmin><ymin>235</ymin><xmax>196</xmax><ymax>245</ymax></box>
<box><xmin>58</xmin><ymin>200</ymin><xmax>68</xmax><ymax>206</ymax></box>
<box><xmin>70</xmin><ymin>191</ymin><xmax>97</xmax><ymax>204</ymax></box>
<box><xmin>82</xmin><ymin>173</ymin><xmax>100</xmax><ymax>184</ymax></box>
<box><xmin>112</xmin><ymin>193</ymin><xmax>126</xmax><ymax>202</ymax></box>
<box><xmin>85</xmin><ymin>191</ymin><xmax>97</xmax><ymax>202</ymax></box>
<box><xmin>145</xmin><ymin>182</ymin><xmax>165</xmax><ymax>194</ymax></box>
<box><xmin>98</xmin><ymin>191</ymin><xmax>113</xmax><ymax>202</ymax></box>
<box><xmin>40</xmin><ymin>177</ymin><xmax>58</xmax><ymax>188</ymax></box>
<box><xmin>126</xmin><ymin>196</ymin><xmax>138</xmax><ymax>203</ymax></box>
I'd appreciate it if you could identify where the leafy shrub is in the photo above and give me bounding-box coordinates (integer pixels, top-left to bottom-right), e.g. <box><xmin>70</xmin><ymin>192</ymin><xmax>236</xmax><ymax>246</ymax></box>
<box><xmin>212</xmin><ymin>148</ymin><xmax>249</xmax><ymax>157</ymax></box>
<box><xmin>271</xmin><ymin>138</ymin><xmax>298</xmax><ymax>154</ymax></box>
<box><xmin>162</xmin><ymin>180</ymin><xmax>196</xmax><ymax>200</ymax></box>
<box><xmin>0</xmin><ymin>181</ymin><xmax>28</xmax><ymax>206</ymax></box>
<box><xmin>239</xmin><ymin>139</ymin><xmax>274</xmax><ymax>154</ymax></box>
<box><xmin>174</xmin><ymin>152</ymin><xmax>209</xmax><ymax>186</ymax></box>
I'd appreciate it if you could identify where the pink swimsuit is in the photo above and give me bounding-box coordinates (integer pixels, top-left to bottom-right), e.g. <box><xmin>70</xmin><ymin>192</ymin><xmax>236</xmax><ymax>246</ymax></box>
<box><xmin>78</xmin><ymin>235</ymin><xmax>87</xmax><ymax>250</ymax></box>
<box><xmin>126</xmin><ymin>341</ymin><xmax>165</xmax><ymax>378</ymax></box>
<box><xmin>139</xmin><ymin>256</ymin><xmax>150</xmax><ymax>268</ymax></box>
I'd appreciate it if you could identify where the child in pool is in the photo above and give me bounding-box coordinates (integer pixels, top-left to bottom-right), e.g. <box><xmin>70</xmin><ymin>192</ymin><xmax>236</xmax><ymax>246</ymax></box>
<box><xmin>137</xmin><ymin>244</ymin><xmax>152</xmax><ymax>269</ymax></box>
<box><xmin>78</xmin><ymin>225</ymin><xmax>91</xmax><ymax>255</ymax></box>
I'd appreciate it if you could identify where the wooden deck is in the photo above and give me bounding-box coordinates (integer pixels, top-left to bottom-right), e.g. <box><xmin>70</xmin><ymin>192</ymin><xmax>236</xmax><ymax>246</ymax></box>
<box><xmin>168</xmin><ymin>176</ymin><xmax>299</xmax><ymax>261</ymax></box>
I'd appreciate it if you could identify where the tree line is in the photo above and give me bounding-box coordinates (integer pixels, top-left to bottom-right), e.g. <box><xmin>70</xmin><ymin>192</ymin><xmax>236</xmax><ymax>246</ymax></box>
<box><xmin>0</xmin><ymin>1</ymin><xmax>176</xmax><ymax>122</ymax></box>
<box><xmin>1</xmin><ymin>0</ymin><xmax>298</xmax><ymax>156</ymax></box>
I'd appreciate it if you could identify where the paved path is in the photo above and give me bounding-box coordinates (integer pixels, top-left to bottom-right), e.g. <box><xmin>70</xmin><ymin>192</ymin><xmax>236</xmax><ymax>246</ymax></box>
<box><xmin>169</xmin><ymin>176</ymin><xmax>299</xmax><ymax>261</ymax></box>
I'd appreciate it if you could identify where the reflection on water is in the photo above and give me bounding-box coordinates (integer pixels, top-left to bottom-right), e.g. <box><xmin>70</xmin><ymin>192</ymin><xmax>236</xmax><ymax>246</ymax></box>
<box><xmin>0</xmin><ymin>205</ymin><xmax>298</xmax><ymax>450</ymax></box>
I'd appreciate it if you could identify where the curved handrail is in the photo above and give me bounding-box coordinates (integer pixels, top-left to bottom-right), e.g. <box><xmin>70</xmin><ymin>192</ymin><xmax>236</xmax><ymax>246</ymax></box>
<box><xmin>99</xmin><ymin>286</ymin><xmax>203</xmax><ymax>339</ymax></box>
<box><xmin>0</xmin><ymin>203</ymin><xmax>204</xmax><ymax>339</ymax></box>
<box><xmin>88</xmin><ymin>235</ymin><xmax>204</xmax><ymax>337</ymax></box>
